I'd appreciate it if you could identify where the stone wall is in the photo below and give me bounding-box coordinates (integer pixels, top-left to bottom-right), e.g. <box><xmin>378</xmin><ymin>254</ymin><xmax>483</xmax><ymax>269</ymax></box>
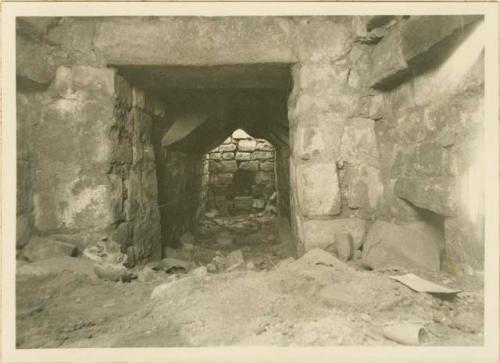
<box><xmin>365</xmin><ymin>16</ymin><xmax>485</xmax><ymax>271</ymax></box>
<box><xmin>153</xmin><ymin>133</ymin><xmax>205</xmax><ymax>250</ymax></box>
<box><xmin>16</xmin><ymin>16</ymin><xmax>486</xmax><ymax>271</ymax></box>
<box><xmin>287</xmin><ymin>15</ymin><xmax>485</xmax><ymax>272</ymax></box>
<box><xmin>206</xmin><ymin>129</ymin><xmax>276</xmax><ymax>215</ymax></box>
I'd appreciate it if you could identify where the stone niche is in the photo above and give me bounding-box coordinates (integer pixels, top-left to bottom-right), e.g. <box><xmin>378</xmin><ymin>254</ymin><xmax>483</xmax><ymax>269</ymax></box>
<box><xmin>206</xmin><ymin>129</ymin><xmax>276</xmax><ymax>214</ymax></box>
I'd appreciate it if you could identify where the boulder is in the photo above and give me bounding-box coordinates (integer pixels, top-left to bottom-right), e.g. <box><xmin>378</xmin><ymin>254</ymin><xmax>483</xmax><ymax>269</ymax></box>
<box><xmin>361</xmin><ymin>221</ymin><xmax>441</xmax><ymax>271</ymax></box>
<box><xmin>22</xmin><ymin>236</ymin><xmax>78</xmax><ymax>262</ymax></box>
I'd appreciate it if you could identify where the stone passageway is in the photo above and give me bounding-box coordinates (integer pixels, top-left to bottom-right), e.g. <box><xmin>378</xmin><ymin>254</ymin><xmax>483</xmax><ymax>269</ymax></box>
<box><xmin>15</xmin><ymin>15</ymin><xmax>487</xmax><ymax>349</ymax></box>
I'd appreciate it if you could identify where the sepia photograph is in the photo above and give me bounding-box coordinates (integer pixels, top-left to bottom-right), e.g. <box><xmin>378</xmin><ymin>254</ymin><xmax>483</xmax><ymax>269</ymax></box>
<box><xmin>2</xmin><ymin>2</ymin><xmax>498</xmax><ymax>362</ymax></box>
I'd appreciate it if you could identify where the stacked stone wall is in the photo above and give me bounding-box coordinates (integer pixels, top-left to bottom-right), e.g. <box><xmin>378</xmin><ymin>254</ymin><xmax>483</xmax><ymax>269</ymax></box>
<box><xmin>206</xmin><ymin>129</ymin><xmax>276</xmax><ymax>214</ymax></box>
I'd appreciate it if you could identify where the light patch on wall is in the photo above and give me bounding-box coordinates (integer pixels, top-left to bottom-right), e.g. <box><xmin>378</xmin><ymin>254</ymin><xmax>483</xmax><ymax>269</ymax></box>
<box><xmin>459</xmin><ymin>142</ymin><xmax>485</xmax><ymax>226</ymax></box>
<box><xmin>435</xmin><ymin>21</ymin><xmax>485</xmax><ymax>93</ymax></box>
<box><xmin>62</xmin><ymin>184</ymin><xmax>111</xmax><ymax>229</ymax></box>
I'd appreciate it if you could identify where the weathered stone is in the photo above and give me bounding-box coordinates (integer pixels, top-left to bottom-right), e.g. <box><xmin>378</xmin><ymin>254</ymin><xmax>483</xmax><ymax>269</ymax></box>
<box><xmin>361</xmin><ymin>221</ymin><xmax>441</xmax><ymax>271</ymax></box>
<box><xmin>219</xmin><ymin>144</ymin><xmax>237</xmax><ymax>152</ymax></box>
<box><xmin>235</xmin><ymin>152</ymin><xmax>252</xmax><ymax>161</ymax></box>
<box><xmin>340</xmin><ymin>118</ymin><xmax>379</xmax><ymax>166</ymax></box>
<box><xmin>16</xmin><ymin>36</ymin><xmax>55</xmax><ymax>86</ymax></box>
<box><xmin>334</xmin><ymin>233</ymin><xmax>353</xmax><ymax>262</ymax></box>
<box><xmin>22</xmin><ymin>236</ymin><xmax>78</xmax><ymax>262</ymax></box>
<box><xmin>251</xmin><ymin>151</ymin><xmax>273</xmax><ymax>160</ymax></box>
<box><xmin>345</xmin><ymin>165</ymin><xmax>384</xmax><ymax>211</ymax></box>
<box><xmin>216</xmin><ymin>160</ymin><xmax>238</xmax><ymax>173</ymax></box>
<box><xmin>222</xmin><ymin>152</ymin><xmax>235</xmax><ymax>160</ymax></box>
<box><xmin>212</xmin><ymin>255</ymin><xmax>227</xmax><ymax>271</ymax></box>
<box><xmin>300</xmin><ymin>218</ymin><xmax>367</xmax><ymax>251</ymax></box>
<box><xmin>226</xmin><ymin>250</ymin><xmax>244</xmax><ymax>268</ymax></box>
<box><xmin>293</xmin><ymin>122</ymin><xmax>344</xmax><ymax>161</ymax></box>
<box><xmin>110</xmin><ymin>223</ymin><xmax>130</xmax><ymax>246</ymax></box>
<box><xmin>238</xmin><ymin>140</ymin><xmax>257</xmax><ymax>152</ymax></box>
<box><xmin>232</xmin><ymin>129</ymin><xmax>252</xmax><ymax>139</ymax></box>
<box><xmin>239</xmin><ymin>161</ymin><xmax>259</xmax><ymax>171</ymax></box>
<box><xmin>296</xmin><ymin>162</ymin><xmax>341</xmax><ymax>217</ymax></box>
<box><xmin>370</xmin><ymin>15</ymin><xmax>482</xmax><ymax>88</ymax></box>
<box><xmin>256</xmin><ymin>141</ymin><xmax>274</xmax><ymax>151</ymax></box>
<box><xmin>159</xmin><ymin>258</ymin><xmax>192</xmax><ymax>272</ymax></box>
<box><xmin>259</xmin><ymin>161</ymin><xmax>274</xmax><ymax>171</ymax></box>
<box><xmin>365</xmin><ymin>16</ymin><xmax>396</xmax><ymax>32</ymax></box>
<box><xmin>210</xmin><ymin>152</ymin><xmax>222</xmax><ymax>160</ymax></box>
<box><xmin>295</xmin><ymin>17</ymin><xmax>354</xmax><ymax>62</ymax></box>
<box><xmin>94</xmin><ymin>263</ymin><xmax>135</xmax><ymax>282</ymax></box>
<box><xmin>394</xmin><ymin>176</ymin><xmax>457</xmax><ymax>217</ymax></box>
<box><xmin>444</xmin><ymin>218</ymin><xmax>483</xmax><ymax>270</ymax></box>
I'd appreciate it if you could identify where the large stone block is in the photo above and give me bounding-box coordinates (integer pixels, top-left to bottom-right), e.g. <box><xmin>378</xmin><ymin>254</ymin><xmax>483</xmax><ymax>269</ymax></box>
<box><xmin>345</xmin><ymin>164</ymin><xmax>384</xmax><ymax>211</ymax></box>
<box><xmin>370</xmin><ymin>15</ymin><xmax>482</xmax><ymax>88</ymax></box>
<box><xmin>340</xmin><ymin>118</ymin><xmax>379</xmax><ymax>166</ymax></box>
<box><xmin>295</xmin><ymin>17</ymin><xmax>354</xmax><ymax>62</ymax></box>
<box><xmin>16</xmin><ymin>35</ymin><xmax>55</xmax><ymax>87</ymax></box>
<box><xmin>52</xmin><ymin>66</ymin><xmax>115</xmax><ymax>98</ymax></box>
<box><xmin>96</xmin><ymin>17</ymin><xmax>295</xmax><ymax>65</ymax></box>
<box><xmin>361</xmin><ymin>220</ymin><xmax>441</xmax><ymax>271</ymax></box>
<box><xmin>301</xmin><ymin>218</ymin><xmax>367</xmax><ymax>251</ymax></box>
<box><xmin>296</xmin><ymin>162</ymin><xmax>341</xmax><ymax>217</ymax></box>
<box><xmin>394</xmin><ymin>176</ymin><xmax>457</xmax><ymax>217</ymax></box>
<box><xmin>238</xmin><ymin>140</ymin><xmax>257</xmax><ymax>152</ymax></box>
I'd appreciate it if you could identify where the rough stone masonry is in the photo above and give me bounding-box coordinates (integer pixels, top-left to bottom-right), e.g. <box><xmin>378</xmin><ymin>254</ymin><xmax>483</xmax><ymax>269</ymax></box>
<box><xmin>16</xmin><ymin>15</ymin><xmax>485</xmax><ymax>272</ymax></box>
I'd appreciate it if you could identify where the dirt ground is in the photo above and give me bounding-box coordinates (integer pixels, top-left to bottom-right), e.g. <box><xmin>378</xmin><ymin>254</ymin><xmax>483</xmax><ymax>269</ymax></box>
<box><xmin>16</xmin><ymin>214</ymin><xmax>484</xmax><ymax>348</ymax></box>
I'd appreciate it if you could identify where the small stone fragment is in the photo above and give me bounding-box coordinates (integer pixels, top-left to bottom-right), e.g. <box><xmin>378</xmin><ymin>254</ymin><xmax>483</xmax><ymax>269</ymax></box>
<box><xmin>226</xmin><ymin>250</ymin><xmax>244</xmax><ymax>268</ymax></box>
